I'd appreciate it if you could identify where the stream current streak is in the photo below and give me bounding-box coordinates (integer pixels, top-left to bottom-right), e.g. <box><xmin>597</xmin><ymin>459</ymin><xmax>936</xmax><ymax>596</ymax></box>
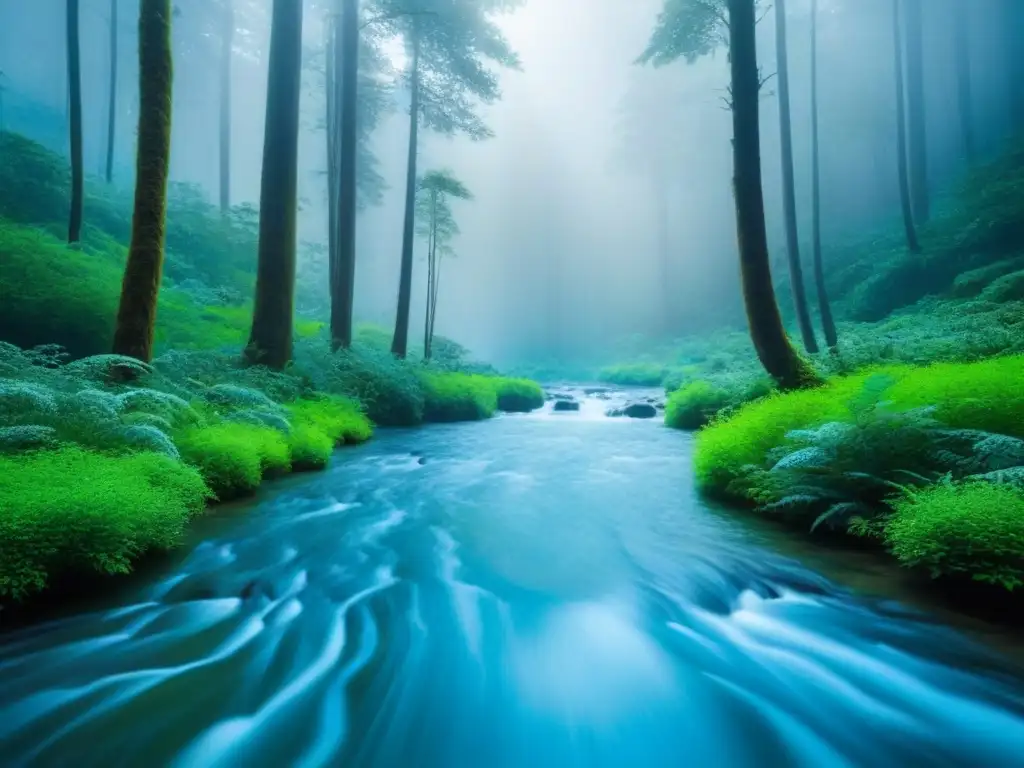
<box><xmin>2</xmin><ymin>397</ymin><xmax>1024</xmax><ymax>767</ymax></box>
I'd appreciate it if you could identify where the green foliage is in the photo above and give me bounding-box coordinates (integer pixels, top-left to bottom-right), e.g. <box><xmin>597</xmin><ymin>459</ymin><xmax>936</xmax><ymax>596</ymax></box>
<box><xmin>421</xmin><ymin>372</ymin><xmax>498</xmax><ymax>422</ymax></box>
<box><xmin>374</xmin><ymin>0</ymin><xmax>522</xmax><ymax>140</ymax></box>
<box><xmin>287</xmin><ymin>425</ymin><xmax>336</xmax><ymax>471</ymax></box>
<box><xmin>637</xmin><ymin>0</ymin><xmax>726</xmax><ymax>66</ymax></box>
<box><xmin>286</xmin><ymin>395</ymin><xmax>373</xmax><ymax>444</ymax></box>
<box><xmin>0</xmin><ymin>217</ymin><xmax>320</xmax><ymax>358</ymax></box>
<box><xmin>175</xmin><ymin>422</ymin><xmax>291</xmax><ymax>500</ymax></box>
<box><xmin>665</xmin><ymin>380</ymin><xmax>734</xmax><ymax>430</ymax></box>
<box><xmin>598</xmin><ymin>362</ymin><xmax>666</xmax><ymax>387</ymax></box>
<box><xmin>885</xmin><ymin>483</ymin><xmax>1024</xmax><ymax>589</ymax></box>
<box><xmin>951</xmin><ymin>258</ymin><xmax>1024</xmax><ymax>298</ymax></box>
<box><xmin>491</xmin><ymin>377</ymin><xmax>544</xmax><ymax>412</ymax></box>
<box><xmin>0</xmin><ymin>448</ymin><xmax>210</xmax><ymax>600</ymax></box>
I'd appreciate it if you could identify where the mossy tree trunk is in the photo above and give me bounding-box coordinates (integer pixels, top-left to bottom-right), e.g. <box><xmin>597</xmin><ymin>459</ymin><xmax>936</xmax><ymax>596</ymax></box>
<box><xmin>105</xmin><ymin>0</ymin><xmax>117</xmax><ymax>184</ymax></box>
<box><xmin>331</xmin><ymin>0</ymin><xmax>359</xmax><ymax>351</ymax></box>
<box><xmin>219</xmin><ymin>0</ymin><xmax>233</xmax><ymax>213</ymax></box>
<box><xmin>66</xmin><ymin>0</ymin><xmax>83</xmax><ymax>244</ymax></box>
<box><xmin>111</xmin><ymin>0</ymin><xmax>173</xmax><ymax>362</ymax></box>
<box><xmin>775</xmin><ymin>0</ymin><xmax>818</xmax><ymax>355</ymax></box>
<box><xmin>810</xmin><ymin>0</ymin><xmax>837</xmax><ymax>351</ymax></box>
<box><xmin>244</xmin><ymin>0</ymin><xmax>303</xmax><ymax>370</ymax></box>
<box><xmin>391</xmin><ymin>19</ymin><xmax>421</xmax><ymax>359</ymax></box>
<box><xmin>952</xmin><ymin>0</ymin><xmax>974</xmax><ymax>162</ymax></box>
<box><xmin>903</xmin><ymin>0</ymin><xmax>929</xmax><ymax>224</ymax></box>
<box><xmin>726</xmin><ymin>0</ymin><xmax>816</xmax><ymax>391</ymax></box>
<box><xmin>893</xmin><ymin>0</ymin><xmax>921</xmax><ymax>253</ymax></box>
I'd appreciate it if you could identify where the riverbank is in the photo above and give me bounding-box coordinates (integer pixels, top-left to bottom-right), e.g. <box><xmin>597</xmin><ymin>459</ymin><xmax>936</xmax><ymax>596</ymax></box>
<box><xmin>0</xmin><ymin>341</ymin><xmax>543</xmax><ymax>605</ymax></box>
<box><xmin>691</xmin><ymin>355</ymin><xmax>1024</xmax><ymax>600</ymax></box>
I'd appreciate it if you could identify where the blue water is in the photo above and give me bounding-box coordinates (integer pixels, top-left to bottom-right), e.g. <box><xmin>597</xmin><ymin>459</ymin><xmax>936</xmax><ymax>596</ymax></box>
<box><xmin>2</xmin><ymin>397</ymin><xmax>1024</xmax><ymax>766</ymax></box>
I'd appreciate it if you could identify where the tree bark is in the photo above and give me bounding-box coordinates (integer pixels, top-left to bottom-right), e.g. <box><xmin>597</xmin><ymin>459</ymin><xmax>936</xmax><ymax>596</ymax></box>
<box><xmin>66</xmin><ymin>0</ymin><xmax>83</xmax><ymax>244</ymax></box>
<box><xmin>1005</xmin><ymin>0</ymin><xmax>1024</xmax><ymax>129</ymax></box>
<box><xmin>105</xmin><ymin>0</ymin><xmax>117</xmax><ymax>183</ymax></box>
<box><xmin>810</xmin><ymin>0</ymin><xmax>837</xmax><ymax>351</ymax></box>
<box><xmin>654</xmin><ymin>175</ymin><xmax>672</xmax><ymax>335</ymax></box>
<box><xmin>391</xmin><ymin>20</ymin><xmax>420</xmax><ymax>359</ymax></box>
<box><xmin>903</xmin><ymin>0</ymin><xmax>929</xmax><ymax>223</ymax></box>
<box><xmin>331</xmin><ymin>0</ymin><xmax>359</xmax><ymax>350</ymax></box>
<box><xmin>894</xmin><ymin>0</ymin><xmax>921</xmax><ymax>253</ymax></box>
<box><xmin>424</xmin><ymin>190</ymin><xmax>436</xmax><ymax>360</ymax></box>
<box><xmin>726</xmin><ymin>0</ymin><xmax>815</xmax><ymax>391</ymax></box>
<box><xmin>111</xmin><ymin>0</ymin><xmax>173</xmax><ymax>363</ymax></box>
<box><xmin>219</xmin><ymin>0</ymin><xmax>233</xmax><ymax>213</ymax></box>
<box><xmin>244</xmin><ymin>0</ymin><xmax>303</xmax><ymax>370</ymax></box>
<box><xmin>775</xmin><ymin>0</ymin><xmax>818</xmax><ymax>354</ymax></box>
<box><xmin>952</xmin><ymin>0</ymin><xmax>973</xmax><ymax>161</ymax></box>
<box><xmin>326</xmin><ymin>19</ymin><xmax>339</xmax><ymax>310</ymax></box>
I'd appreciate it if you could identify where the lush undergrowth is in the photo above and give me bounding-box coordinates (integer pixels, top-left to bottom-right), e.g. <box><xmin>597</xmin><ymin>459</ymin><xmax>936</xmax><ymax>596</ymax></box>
<box><xmin>692</xmin><ymin>356</ymin><xmax>1024</xmax><ymax>591</ymax></box>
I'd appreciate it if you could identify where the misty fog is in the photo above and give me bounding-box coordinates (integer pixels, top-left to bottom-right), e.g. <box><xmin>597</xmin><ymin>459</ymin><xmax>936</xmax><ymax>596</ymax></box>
<box><xmin>0</xmin><ymin>0</ymin><xmax>1017</xmax><ymax>365</ymax></box>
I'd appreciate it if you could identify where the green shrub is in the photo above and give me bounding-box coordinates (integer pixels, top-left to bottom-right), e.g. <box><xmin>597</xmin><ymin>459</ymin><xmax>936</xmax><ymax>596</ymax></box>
<box><xmin>305</xmin><ymin>344</ymin><xmax>425</xmax><ymax>426</ymax></box>
<box><xmin>597</xmin><ymin>363</ymin><xmax>665</xmax><ymax>387</ymax></box>
<box><xmin>981</xmin><ymin>269</ymin><xmax>1024</xmax><ymax>303</ymax></box>
<box><xmin>886</xmin><ymin>355</ymin><xmax>1024</xmax><ymax>436</ymax></box>
<box><xmin>287</xmin><ymin>395</ymin><xmax>373</xmax><ymax>444</ymax></box>
<box><xmin>885</xmin><ymin>483</ymin><xmax>1024</xmax><ymax>589</ymax></box>
<box><xmin>950</xmin><ymin>258</ymin><xmax>1024</xmax><ymax>298</ymax></box>
<box><xmin>421</xmin><ymin>372</ymin><xmax>498</xmax><ymax>422</ymax></box>
<box><xmin>665</xmin><ymin>380</ymin><xmax>734</xmax><ymax>430</ymax></box>
<box><xmin>175</xmin><ymin>422</ymin><xmax>291</xmax><ymax>500</ymax></box>
<box><xmin>491</xmin><ymin>377</ymin><xmax>544</xmax><ymax>412</ymax></box>
<box><xmin>693</xmin><ymin>370</ymin><xmax>883</xmax><ymax>490</ymax></box>
<box><xmin>0</xmin><ymin>448</ymin><xmax>211</xmax><ymax>600</ymax></box>
<box><xmin>287</xmin><ymin>425</ymin><xmax>335</xmax><ymax>471</ymax></box>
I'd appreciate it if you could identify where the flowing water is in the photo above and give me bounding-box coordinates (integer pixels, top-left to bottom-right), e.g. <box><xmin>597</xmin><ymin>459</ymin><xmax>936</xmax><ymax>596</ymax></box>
<box><xmin>3</xmin><ymin>390</ymin><xmax>1024</xmax><ymax>767</ymax></box>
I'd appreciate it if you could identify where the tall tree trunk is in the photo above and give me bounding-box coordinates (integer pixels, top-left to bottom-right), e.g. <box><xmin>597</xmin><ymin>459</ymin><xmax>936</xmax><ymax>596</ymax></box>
<box><xmin>894</xmin><ymin>0</ymin><xmax>921</xmax><ymax>252</ymax></box>
<box><xmin>105</xmin><ymin>0</ymin><xmax>117</xmax><ymax>183</ymax></box>
<box><xmin>810</xmin><ymin>0</ymin><xmax>837</xmax><ymax>351</ymax></box>
<box><xmin>424</xmin><ymin>191</ymin><xmax>436</xmax><ymax>360</ymax></box>
<box><xmin>111</xmin><ymin>0</ymin><xmax>173</xmax><ymax>362</ymax></box>
<box><xmin>331</xmin><ymin>0</ymin><xmax>359</xmax><ymax>351</ymax></box>
<box><xmin>429</xmin><ymin>246</ymin><xmax>441</xmax><ymax>353</ymax></box>
<box><xmin>775</xmin><ymin>0</ymin><xmax>818</xmax><ymax>354</ymax></box>
<box><xmin>654</xmin><ymin>176</ymin><xmax>672</xmax><ymax>335</ymax></box>
<box><xmin>903</xmin><ymin>0</ymin><xmax>929</xmax><ymax>223</ymax></box>
<box><xmin>726</xmin><ymin>0</ymin><xmax>815</xmax><ymax>391</ymax></box>
<box><xmin>219</xmin><ymin>0</ymin><xmax>233</xmax><ymax>213</ymax></box>
<box><xmin>66</xmin><ymin>0</ymin><xmax>83</xmax><ymax>244</ymax></box>
<box><xmin>952</xmin><ymin>0</ymin><xmax>973</xmax><ymax>161</ymax></box>
<box><xmin>1006</xmin><ymin>0</ymin><xmax>1024</xmax><ymax>130</ymax></box>
<box><xmin>244</xmin><ymin>0</ymin><xmax>303</xmax><ymax>370</ymax></box>
<box><xmin>326</xmin><ymin>19</ymin><xmax>339</xmax><ymax>311</ymax></box>
<box><xmin>391</xmin><ymin>21</ymin><xmax>420</xmax><ymax>359</ymax></box>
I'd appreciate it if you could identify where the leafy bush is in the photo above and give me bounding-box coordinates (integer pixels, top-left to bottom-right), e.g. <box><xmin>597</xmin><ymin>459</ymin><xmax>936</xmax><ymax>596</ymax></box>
<box><xmin>287</xmin><ymin>425</ymin><xmax>335</xmax><ymax>471</ymax></box>
<box><xmin>885</xmin><ymin>483</ymin><xmax>1024</xmax><ymax>589</ymax></box>
<box><xmin>665</xmin><ymin>380</ymin><xmax>736</xmax><ymax>430</ymax></box>
<box><xmin>0</xmin><ymin>448</ymin><xmax>210</xmax><ymax>600</ymax></box>
<box><xmin>490</xmin><ymin>377</ymin><xmax>544</xmax><ymax>412</ymax></box>
<box><xmin>174</xmin><ymin>422</ymin><xmax>291</xmax><ymax>500</ymax></box>
<box><xmin>286</xmin><ymin>395</ymin><xmax>373</xmax><ymax>444</ymax></box>
<box><xmin>421</xmin><ymin>372</ymin><xmax>498</xmax><ymax>422</ymax></box>
<box><xmin>597</xmin><ymin>363</ymin><xmax>666</xmax><ymax>387</ymax></box>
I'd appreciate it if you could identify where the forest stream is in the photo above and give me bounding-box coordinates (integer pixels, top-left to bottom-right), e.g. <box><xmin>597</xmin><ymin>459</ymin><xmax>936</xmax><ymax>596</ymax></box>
<box><xmin>2</xmin><ymin>389</ymin><xmax>1024</xmax><ymax>767</ymax></box>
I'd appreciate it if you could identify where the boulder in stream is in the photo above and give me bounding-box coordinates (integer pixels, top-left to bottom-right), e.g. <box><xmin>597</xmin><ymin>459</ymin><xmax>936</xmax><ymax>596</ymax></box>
<box><xmin>552</xmin><ymin>399</ymin><xmax>580</xmax><ymax>412</ymax></box>
<box><xmin>623</xmin><ymin>402</ymin><xmax>658</xmax><ymax>419</ymax></box>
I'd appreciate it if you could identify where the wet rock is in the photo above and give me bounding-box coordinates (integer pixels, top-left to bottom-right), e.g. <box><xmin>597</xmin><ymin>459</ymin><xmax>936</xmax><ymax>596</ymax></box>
<box><xmin>551</xmin><ymin>392</ymin><xmax>575</xmax><ymax>401</ymax></box>
<box><xmin>623</xmin><ymin>402</ymin><xmax>658</xmax><ymax>419</ymax></box>
<box><xmin>605</xmin><ymin>407</ymin><xmax>624</xmax><ymax>417</ymax></box>
<box><xmin>584</xmin><ymin>386</ymin><xmax>612</xmax><ymax>395</ymax></box>
<box><xmin>552</xmin><ymin>399</ymin><xmax>580</xmax><ymax>412</ymax></box>
<box><xmin>418</xmin><ymin>456</ymin><xmax>427</xmax><ymax>465</ymax></box>
<box><xmin>655</xmin><ymin>402</ymin><xmax>665</xmax><ymax>410</ymax></box>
